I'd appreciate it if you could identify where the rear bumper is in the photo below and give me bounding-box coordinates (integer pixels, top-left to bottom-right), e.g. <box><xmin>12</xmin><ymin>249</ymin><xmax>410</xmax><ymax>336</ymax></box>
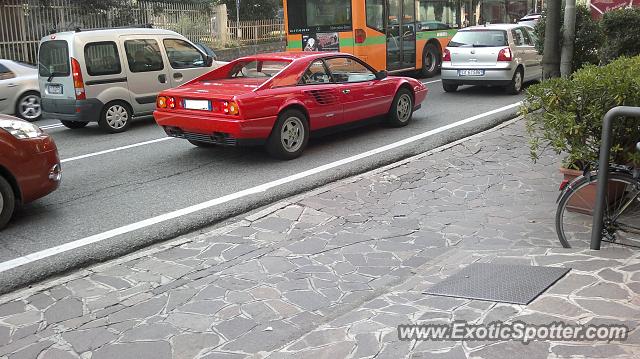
<box><xmin>154</xmin><ymin>110</ymin><xmax>275</xmax><ymax>146</ymax></box>
<box><xmin>42</xmin><ymin>98</ymin><xmax>103</xmax><ymax>122</ymax></box>
<box><xmin>441</xmin><ymin>67</ymin><xmax>515</xmax><ymax>86</ymax></box>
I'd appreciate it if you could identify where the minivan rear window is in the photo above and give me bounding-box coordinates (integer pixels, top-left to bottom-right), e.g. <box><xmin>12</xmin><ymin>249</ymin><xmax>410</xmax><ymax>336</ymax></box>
<box><xmin>448</xmin><ymin>30</ymin><xmax>508</xmax><ymax>47</ymax></box>
<box><xmin>39</xmin><ymin>40</ymin><xmax>70</xmax><ymax>77</ymax></box>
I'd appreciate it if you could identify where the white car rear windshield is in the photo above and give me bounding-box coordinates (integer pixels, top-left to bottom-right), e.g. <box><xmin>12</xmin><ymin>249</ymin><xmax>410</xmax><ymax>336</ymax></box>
<box><xmin>227</xmin><ymin>60</ymin><xmax>289</xmax><ymax>79</ymax></box>
<box><xmin>39</xmin><ymin>40</ymin><xmax>70</xmax><ymax>77</ymax></box>
<box><xmin>449</xmin><ymin>30</ymin><xmax>508</xmax><ymax>47</ymax></box>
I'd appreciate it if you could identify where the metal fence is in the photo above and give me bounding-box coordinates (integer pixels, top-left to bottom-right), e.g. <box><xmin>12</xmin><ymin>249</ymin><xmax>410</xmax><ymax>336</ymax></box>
<box><xmin>227</xmin><ymin>19</ymin><xmax>284</xmax><ymax>45</ymax></box>
<box><xmin>0</xmin><ymin>0</ymin><xmax>213</xmax><ymax>64</ymax></box>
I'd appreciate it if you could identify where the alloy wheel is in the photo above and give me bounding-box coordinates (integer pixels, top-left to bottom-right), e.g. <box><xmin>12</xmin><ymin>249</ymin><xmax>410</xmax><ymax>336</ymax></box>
<box><xmin>396</xmin><ymin>93</ymin><xmax>412</xmax><ymax>122</ymax></box>
<box><xmin>19</xmin><ymin>94</ymin><xmax>41</xmax><ymax>121</ymax></box>
<box><xmin>280</xmin><ymin>116</ymin><xmax>304</xmax><ymax>153</ymax></box>
<box><xmin>514</xmin><ymin>71</ymin><xmax>523</xmax><ymax>92</ymax></box>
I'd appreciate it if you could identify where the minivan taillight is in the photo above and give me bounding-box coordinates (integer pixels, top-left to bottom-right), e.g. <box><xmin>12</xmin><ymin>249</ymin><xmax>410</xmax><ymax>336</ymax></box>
<box><xmin>443</xmin><ymin>48</ymin><xmax>451</xmax><ymax>62</ymax></box>
<box><xmin>71</xmin><ymin>57</ymin><xmax>86</xmax><ymax>100</ymax></box>
<box><xmin>355</xmin><ymin>29</ymin><xmax>366</xmax><ymax>44</ymax></box>
<box><xmin>497</xmin><ymin>47</ymin><xmax>512</xmax><ymax>61</ymax></box>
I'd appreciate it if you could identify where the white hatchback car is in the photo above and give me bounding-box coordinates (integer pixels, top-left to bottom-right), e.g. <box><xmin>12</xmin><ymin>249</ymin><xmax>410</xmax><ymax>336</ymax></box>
<box><xmin>0</xmin><ymin>60</ymin><xmax>41</xmax><ymax>122</ymax></box>
<box><xmin>441</xmin><ymin>24</ymin><xmax>542</xmax><ymax>94</ymax></box>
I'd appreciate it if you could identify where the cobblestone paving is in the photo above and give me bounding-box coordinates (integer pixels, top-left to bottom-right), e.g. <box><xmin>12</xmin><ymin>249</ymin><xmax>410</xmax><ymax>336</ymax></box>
<box><xmin>1</xmin><ymin>119</ymin><xmax>639</xmax><ymax>358</ymax></box>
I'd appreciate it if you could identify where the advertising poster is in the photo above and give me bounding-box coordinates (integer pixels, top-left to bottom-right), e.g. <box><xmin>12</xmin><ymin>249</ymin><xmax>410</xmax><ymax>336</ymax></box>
<box><xmin>303</xmin><ymin>32</ymin><xmax>340</xmax><ymax>52</ymax></box>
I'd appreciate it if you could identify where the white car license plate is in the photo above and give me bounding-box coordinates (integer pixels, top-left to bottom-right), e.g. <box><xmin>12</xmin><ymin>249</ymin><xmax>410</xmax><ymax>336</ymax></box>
<box><xmin>47</xmin><ymin>84</ymin><xmax>63</xmax><ymax>95</ymax></box>
<box><xmin>183</xmin><ymin>99</ymin><xmax>211</xmax><ymax>111</ymax></box>
<box><xmin>459</xmin><ymin>69</ymin><xmax>485</xmax><ymax>76</ymax></box>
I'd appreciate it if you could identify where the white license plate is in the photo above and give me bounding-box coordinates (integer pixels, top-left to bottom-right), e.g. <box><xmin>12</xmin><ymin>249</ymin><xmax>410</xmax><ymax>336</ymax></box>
<box><xmin>183</xmin><ymin>99</ymin><xmax>211</xmax><ymax>111</ymax></box>
<box><xmin>459</xmin><ymin>69</ymin><xmax>485</xmax><ymax>76</ymax></box>
<box><xmin>47</xmin><ymin>84</ymin><xmax>63</xmax><ymax>94</ymax></box>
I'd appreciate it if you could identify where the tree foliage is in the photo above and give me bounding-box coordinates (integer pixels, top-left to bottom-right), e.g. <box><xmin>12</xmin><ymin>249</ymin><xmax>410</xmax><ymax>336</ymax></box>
<box><xmin>600</xmin><ymin>8</ymin><xmax>640</xmax><ymax>64</ymax></box>
<box><xmin>523</xmin><ymin>56</ymin><xmax>640</xmax><ymax>169</ymax></box>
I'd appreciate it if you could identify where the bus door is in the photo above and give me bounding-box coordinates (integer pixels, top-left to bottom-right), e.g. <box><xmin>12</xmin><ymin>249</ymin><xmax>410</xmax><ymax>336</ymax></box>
<box><xmin>386</xmin><ymin>0</ymin><xmax>416</xmax><ymax>71</ymax></box>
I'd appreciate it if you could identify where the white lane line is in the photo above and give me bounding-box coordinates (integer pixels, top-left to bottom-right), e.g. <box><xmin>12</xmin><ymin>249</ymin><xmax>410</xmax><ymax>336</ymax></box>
<box><xmin>423</xmin><ymin>79</ymin><xmax>442</xmax><ymax>84</ymax></box>
<box><xmin>60</xmin><ymin>137</ymin><xmax>174</xmax><ymax>163</ymax></box>
<box><xmin>0</xmin><ymin>102</ymin><xmax>521</xmax><ymax>273</ymax></box>
<box><xmin>40</xmin><ymin>124</ymin><xmax>64</xmax><ymax>130</ymax></box>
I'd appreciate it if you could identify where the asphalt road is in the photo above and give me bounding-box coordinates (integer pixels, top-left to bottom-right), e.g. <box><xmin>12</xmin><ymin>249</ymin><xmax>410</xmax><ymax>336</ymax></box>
<box><xmin>0</xmin><ymin>78</ymin><xmax>525</xmax><ymax>292</ymax></box>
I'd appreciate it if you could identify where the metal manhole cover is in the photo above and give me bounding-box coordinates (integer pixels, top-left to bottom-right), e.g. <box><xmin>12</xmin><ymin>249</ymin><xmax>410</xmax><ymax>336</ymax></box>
<box><xmin>423</xmin><ymin>263</ymin><xmax>570</xmax><ymax>305</ymax></box>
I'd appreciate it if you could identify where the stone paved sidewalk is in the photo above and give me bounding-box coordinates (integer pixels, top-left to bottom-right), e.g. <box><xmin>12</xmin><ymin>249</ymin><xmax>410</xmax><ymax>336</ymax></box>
<box><xmin>1</xmin><ymin>118</ymin><xmax>639</xmax><ymax>359</ymax></box>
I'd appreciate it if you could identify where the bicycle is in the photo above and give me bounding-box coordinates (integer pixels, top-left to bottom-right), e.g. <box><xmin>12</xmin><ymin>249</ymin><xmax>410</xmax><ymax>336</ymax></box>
<box><xmin>555</xmin><ymin>163</ymin><xmax>640</xmax><ymax>249</ymax></box>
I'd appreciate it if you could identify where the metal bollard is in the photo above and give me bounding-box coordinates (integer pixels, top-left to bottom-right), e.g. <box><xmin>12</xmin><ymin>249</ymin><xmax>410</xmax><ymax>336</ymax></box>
<box><xmin>590</xmin><ymin>106</ymin><xmax>640</xmax><ymax>249</ymax></box>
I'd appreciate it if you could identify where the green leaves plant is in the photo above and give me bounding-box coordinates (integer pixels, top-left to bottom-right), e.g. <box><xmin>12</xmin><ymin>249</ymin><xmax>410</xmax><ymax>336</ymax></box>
<box><xmin>523</xmin><ymin>56</ymin><xmax>640</xmax><ymax>170</ymax></box>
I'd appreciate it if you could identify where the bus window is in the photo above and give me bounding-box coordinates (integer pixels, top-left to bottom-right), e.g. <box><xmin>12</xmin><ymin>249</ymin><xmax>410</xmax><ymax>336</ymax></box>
<box><xmin>366</xmin><ymin>0</ymin><xmax>384</xmax><ymax>32</ymax></box>
<box><xmin>287</xmin><ymin>0</ymin><xmax>352</xmax><ymax>33</ymax></box>
<box><xmin>417</xmin><ymin>0</ymin><xmax>459</xmax><ymax>30</ymax></box>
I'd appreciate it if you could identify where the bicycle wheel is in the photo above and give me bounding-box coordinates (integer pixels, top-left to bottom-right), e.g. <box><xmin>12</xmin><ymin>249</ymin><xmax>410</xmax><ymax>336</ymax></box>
<box><xmin>556</xmin><ymin>172</ymin><xmax>640</xmax><ymax>248</ymax></box>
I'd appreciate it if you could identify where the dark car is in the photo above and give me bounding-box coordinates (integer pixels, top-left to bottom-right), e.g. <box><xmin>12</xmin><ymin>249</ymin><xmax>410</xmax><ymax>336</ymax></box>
<box><xmin>0</xmin><ymin>114</ymin><xmax>61</xmax><ymax>229</ymax></box>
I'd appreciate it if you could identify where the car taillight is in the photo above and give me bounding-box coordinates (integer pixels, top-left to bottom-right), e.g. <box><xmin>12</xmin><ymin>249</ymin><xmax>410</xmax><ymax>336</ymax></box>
<box><xmin>443</xmin><ymin>48</ymin><xmax>451</xmax><ymax>61</ymax></box>
<box><xmin>157</xmin><ymin>96</ymin><xmax>167</xmax><ymax>108</ymax></box>
<box><xmin>157</xmin><ymin>96</ymin><xmax>176</xmax><ymax>109</ymax></box>
<box><xmin>222</xmin><ymin>101</ymin><xmax>239</xmax><ymax>116</ymax></box>
<box><xmin>71</xmin><ymin>57</ymin><xmax>86</xmax><ymax>100</ymax></box>
<box><xmin>497</xmin><ymin>47</ymin><xmax>512</xmax><ymax>61</ymax></box>
<box><xmin>355</xmin><ymin>29</ymin><xmax>366</xmax><ymax>44</ymax></box>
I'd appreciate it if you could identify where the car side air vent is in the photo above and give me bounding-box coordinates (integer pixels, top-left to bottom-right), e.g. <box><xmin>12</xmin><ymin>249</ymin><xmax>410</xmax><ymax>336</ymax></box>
<box><xmin>305</xmin><ymin>90</ymin><xmax>338</xmax><ymax>105</ymax></box>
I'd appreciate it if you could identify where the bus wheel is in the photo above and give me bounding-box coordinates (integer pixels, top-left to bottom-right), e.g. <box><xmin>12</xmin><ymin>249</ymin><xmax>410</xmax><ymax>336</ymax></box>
<box><xmin>421</xmin><ymin>44</ymin><xmax>441</xmax><ymax>78</ymax></box>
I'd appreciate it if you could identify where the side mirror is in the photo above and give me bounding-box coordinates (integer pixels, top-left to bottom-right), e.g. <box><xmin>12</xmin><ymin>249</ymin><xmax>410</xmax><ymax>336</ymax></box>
<box><xmin>376</xmin><ymin>70</ymin><xmax>388</xmax><ymax>80</ymax></box>
<box><xmin>205</xmin><ymin>55</ymin><xmax>214</xmax><ymax>67</ymax></box>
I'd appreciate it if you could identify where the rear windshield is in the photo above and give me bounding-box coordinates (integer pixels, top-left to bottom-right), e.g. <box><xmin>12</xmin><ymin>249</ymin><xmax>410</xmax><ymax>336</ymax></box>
<box><xmin>448</xmin><ymin>30</ymin><xmax>508</xmax><ymax>47</ymax></box>
<box><xmin>39</xmin><ymin>40</ymin><xmax>70</xmax><ymax>77</ymax></box>
<box><xmin>227</xmin><ymin>60</ymin><xmax>289</xmax><ymax>79</ymax></box>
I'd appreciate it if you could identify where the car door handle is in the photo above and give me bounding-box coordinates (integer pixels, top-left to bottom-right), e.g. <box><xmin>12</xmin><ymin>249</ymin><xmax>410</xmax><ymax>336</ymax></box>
<box><xmin>173</xmin><ymin>72</ymin><xmax>183</xmax><ymax>80</ymax></box>
<box><xmin>158</xmin><ymin>74</ymin><xmax>167</xmax><ymax>84</ymax></box>
<box><xmin>7</xmin><ymin>83</ymin><xmax>17</xmax><ymax>88</ymax></box>
<box><xmin>342</xmin><ymin>89</ymin><xmax>351</xmax><ymax>94</ymax></box>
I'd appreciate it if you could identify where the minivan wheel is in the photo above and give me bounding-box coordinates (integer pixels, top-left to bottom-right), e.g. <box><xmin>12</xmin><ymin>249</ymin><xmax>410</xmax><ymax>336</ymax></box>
<box><xmin>0</xmin><ymin>175</ymin><xmax>16</xmax><ymax>230</ymax></box>
<box><xmin>266</xmin><ymin>109</ymin><xmax>309</xmax><ymax>160</ymax></box>
<box><xmin>16</xmin><ymin>91</ymin><xmax>41</xmax><ymax>122</ymax></box>
<box><xmin>99</xmin><ymin>102</ymin><xmax>132</xmax><ymax>133</ymax></box>
<box><xmin>505</xmin><ymin>68</ymin><xmax>524</xmax><ymax>95</ymax></box>
<box><xmin>61</xmin><ymin>120</ymin><xmax>88</xmax><ymax>129</ymax></box>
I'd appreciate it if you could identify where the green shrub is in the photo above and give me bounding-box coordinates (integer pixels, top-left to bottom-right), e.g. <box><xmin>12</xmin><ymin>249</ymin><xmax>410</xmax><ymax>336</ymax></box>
<box><xmin>534</xmin><ymin>4</ymin><xmax>602</xmax><ymax>71</ymax></box>
<box><xmin>523</xmin><ymin>56</ymin><xmax>640</xmax><ymax>170</ymax></box>
<box><xmin>600</xmin><ymin>8</ymin><xmax>640</xmax><ymax>64</ymax></box>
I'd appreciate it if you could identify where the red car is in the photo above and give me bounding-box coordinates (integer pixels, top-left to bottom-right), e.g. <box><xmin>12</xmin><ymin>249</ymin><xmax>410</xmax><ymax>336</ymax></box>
<box><xmin>0</xmin><ymin>114</ymin><xmax>61</xmax><ymax>229</ymax></box>
<box><xmin>154</xmin><ymin>52</ymin><xmax>428</xmax><ymax>159</ymax></box>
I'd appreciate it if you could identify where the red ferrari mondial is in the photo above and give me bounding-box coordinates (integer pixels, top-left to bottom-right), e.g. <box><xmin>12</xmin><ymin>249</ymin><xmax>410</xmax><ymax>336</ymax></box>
<box><xmin>154</xmin><ymin>52</ymin><xmax>428</xmax><ymax>159</ymax></box>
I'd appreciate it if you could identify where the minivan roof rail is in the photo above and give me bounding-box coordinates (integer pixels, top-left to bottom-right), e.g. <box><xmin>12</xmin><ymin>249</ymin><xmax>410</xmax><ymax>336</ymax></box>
<box><xmin>49</xmin><ymin>23</ymin><xmax>154</xmax><ymax>34</ymax></box>
<box><xmin>74</xmin><ymin>24</ymin><xmax>154</xmax><ymax>32</ymax></box>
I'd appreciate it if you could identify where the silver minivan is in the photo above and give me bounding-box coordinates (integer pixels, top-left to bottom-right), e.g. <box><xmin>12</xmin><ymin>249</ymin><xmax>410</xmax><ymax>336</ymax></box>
<box><xmin>38</xmin><ymin>27</ymin><xmax>218</xmax><ymax>133</ymax></box>
<box><xmin>441</xmin><ymin>24</ymin><xmax>542</xmax><ymax>94</ymax></box>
